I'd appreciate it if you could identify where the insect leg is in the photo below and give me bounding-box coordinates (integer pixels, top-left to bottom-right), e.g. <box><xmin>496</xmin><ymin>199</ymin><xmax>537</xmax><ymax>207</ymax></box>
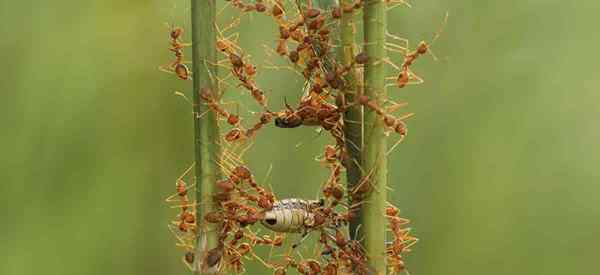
<box><xmin>292</xmin><ymin>229</ymin><xmax>311</xmax><ymax>249</ymax></box>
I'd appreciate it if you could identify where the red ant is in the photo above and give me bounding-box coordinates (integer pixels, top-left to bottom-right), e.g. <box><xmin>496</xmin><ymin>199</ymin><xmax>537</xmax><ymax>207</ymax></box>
<box><xmin>200</xmin><ymin>88</ymin><xmax>241</xmax><ymax>126</ymax></box>
<box><xmin>386</xmin><ymin>13</ymin><xmax>448</xmax><ymax>88</ymax></box>
<box><xmin>357</xmin><ymin>94</ymin><xmax>416</xmax><ymax>155</ymax></box>
<box><xmin>198</xmin><ymin>87</ymin><xmax>272</xmax><ymax>143</ymax></box>
<box><xmin>384</xmin><ymin>205</ymin><xmax>417</xmax><ymax>273</ymax></box>
<box><xmin>274</xmin><ymin>94</ymin><xmax>341</xmax><ymax>131</ymax></box>
<box><xmin>159</xmin><ymin>24</ymin><xmax>191</xmax><ymax>80</ymax></box>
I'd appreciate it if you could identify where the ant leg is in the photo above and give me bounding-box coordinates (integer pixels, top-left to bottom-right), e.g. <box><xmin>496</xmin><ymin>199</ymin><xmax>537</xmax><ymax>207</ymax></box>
<box><xmin>165</xmin><ymin>163</ymin><xmax>196</xmax><ymax>203</ymax></box>
<box><xmin>165</xmin><ymin>188</ymin><xmax>194</xmax><ymax>205</ymax></box>
<box><xmin>386</xmin><ymin>134</ymin><xmax>407</xmax><ymax>156</ymax></box>
<box><xmin>168</xmin><ymin>224</ymin><xmax>196</xmax><ymax>250</ymax></box>
<box><xmin>221</xmin><ymin>32</ymin><xmax>243</xmax><ymax>54</ymax></box>
<box><xmin>195</xmin><ymin>109</ymin><xmax>212</xmax><ymax>120</ymax></box>
<box><xmin>181</xmin><ymin>255</ymin><xmax>195</xmax><ymax>271</ymax></box>
<box><xmin>221</xmin><ymin>146</ymin><xmax>245</xmax><ymax>168</ymax></box>
<box><xmin>386</xmin><ymin>30</ymin><xmax>409</xmax><ymax>50</ymax></box>
<box><xmin>208</xmin><ymin>58</ymin><xmax>233</xmax><ymax>70</ymax></box>
<box><xmin>158</xmin><ymin>64</ymin><xmax>175</xmax><ymax>74</ymax></box>
<box><xmin>384</xmin><ymin>100</ymin><xmax>409</xmax><ymax>114</ymax></box>
<box><xmin>177</xmin><ymin>162</ymin><xmax>195</xmax><ymax>182</ymax></box>
<box><xmin>173</xmin><ymin>91</ymin><xmax>193</xmax><ymax>106</ymax></box>
<box><xmin>381</xmin><ymin>57</ymin><xmax>402</xmax><ymax>71</ymax></box>
<box><xmin>344</xmin><ymin>135</ymin><xmax>362</xmax><ymax>153</ymax></box>
<box><xmin>292</xmin><ymin>230</ymin><xmax>311</xmax><ymax>249</ymax></box>
<box><xmin>387</xmin><ymin>0</ymin><xmax>412</xmax><ymax>11</ymax></box>
<box><xmin>407</xmin><ymin>70</ymin><xmax>425</xmax><ymax>85</ymax></box>
<box><xmin>250</xmin><ymin>250</ymin><xmax>276</xmax><ymax>270</ymax></box>
<box><xmin>262</xmin><ymin>60</ymin><xmax>305</xmax><ymax>78</ymax></box>
<box><xmin>216</xmin><ymin>0</ymin><xmax>232</xmax><ymax>17</ymax></box>
<box><xmin>169</xmin><ymin>200</ymin><xmax>200</xmax><ymax>210</ymax></box>
<box><xmin>385</xmin><ymin>42</ymin><xmax>408</xmax><ymax>55</ymax></box>
<box><xmin>215</xmin><ymin>154</ymin><xmax>237</xmax><ymax>176</ymax></box>
<box><xmin>350</xmin><ymin>164</ymin><xmax>378</xmax><ymax>196</ymax></box>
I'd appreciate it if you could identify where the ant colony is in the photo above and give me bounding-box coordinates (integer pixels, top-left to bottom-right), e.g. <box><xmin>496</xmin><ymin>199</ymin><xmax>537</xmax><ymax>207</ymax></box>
<box><xmin>161</xmin><ymin>1</ymin><xmax>444</xmax><ymax>274</ymax></box>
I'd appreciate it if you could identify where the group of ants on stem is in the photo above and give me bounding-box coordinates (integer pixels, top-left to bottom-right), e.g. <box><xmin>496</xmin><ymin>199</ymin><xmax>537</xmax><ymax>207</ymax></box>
<box><xmin>161</xmin><ymin>0</ymin><xmax>443</xmax><ymax>274</ymax></box>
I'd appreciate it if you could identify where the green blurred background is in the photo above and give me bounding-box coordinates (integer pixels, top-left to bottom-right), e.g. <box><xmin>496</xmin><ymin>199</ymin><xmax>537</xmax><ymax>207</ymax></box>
<box><xmin>2</xmin><ymin>0</ymin><xmax>599</xmax><ymax>274</ymax></box>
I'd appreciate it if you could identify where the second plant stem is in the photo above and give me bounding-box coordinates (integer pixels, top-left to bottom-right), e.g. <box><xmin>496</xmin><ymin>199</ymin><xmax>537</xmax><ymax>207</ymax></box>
<box><xmin>191</xmin><ymin>0</ymin><xmax>220</xmax><ymax>274</ymax></box>
<box><xmin>360</xmin><ymin>0</ymin><xmax>388</xmax><ymax>273</ymax></box>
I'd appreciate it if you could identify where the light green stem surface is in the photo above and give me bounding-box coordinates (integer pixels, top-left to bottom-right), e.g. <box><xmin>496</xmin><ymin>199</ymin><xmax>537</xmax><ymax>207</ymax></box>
<box><xmin>336</xmin><ymin>0</ymin><xmax>364</xmax><ymax>238</ymax></box>
<box><xmin>191</xmin><ymin>0</ymin><xmax>220</xmax><ymax>274</ymax></box>
<box><xmin>361</xmin><ymin>0</ymin><xmax>388</xmax><ymax>273</ymax></box>
<box><xmin>316</xmin><ymin>0</ymin><xmax>363</xmax><ymax>239</ymax></box>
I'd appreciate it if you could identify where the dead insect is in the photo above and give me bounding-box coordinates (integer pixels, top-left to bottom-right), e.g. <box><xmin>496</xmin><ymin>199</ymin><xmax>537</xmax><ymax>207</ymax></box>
<box><xmin>274</xmin><ymin>97</ymin><xmax>341</xmax><ymax>130</ymax></box>
<box><xmin>260</xmin><ymin>198</ymin><xmax>324</xmax><ymax>233</ymax></box>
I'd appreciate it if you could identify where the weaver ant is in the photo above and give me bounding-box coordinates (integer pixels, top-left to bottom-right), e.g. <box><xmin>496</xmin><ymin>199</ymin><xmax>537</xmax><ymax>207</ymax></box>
<box><xmin>357</xmin><ymin>94</ymin><xmax>416</xmax><ymax>155</ymax></box>
<box><xmin>159</xmin><ymin>24</ymin><xmax>191</xmax><ymax>80</ymax></box>
<box><xmin>200</xmin><ymin>88</ymin><xmax>241</xmax><ymax>126</ymax></box>
<box><xmin>384</xmin><ymin>205</ymin><xmax>417</xmax><ymax>273</ymax></box>
<box><xmin>385</xmin><ymin>13</ymin><xmax>448</xmax><ymax>88</ymax></box>
<box><xmin>199</xmin><ymin>87</ymin><xmax>272</xmax><ymax>143</ymax></box>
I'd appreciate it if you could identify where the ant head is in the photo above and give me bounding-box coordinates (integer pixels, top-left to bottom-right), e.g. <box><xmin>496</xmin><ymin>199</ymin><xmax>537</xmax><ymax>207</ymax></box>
<box><xmin>184</xmin><ymin>252</ymin><xmax>194</xmax><ymax>264</ymax></box>
<box><xmin>170</xmin><ymin>27</ymin><xmax>183</xmax><ymax>39</ymax></box>
<box><xmin>274</xmin><ymin>115</ymin><xmax>302</xmax><ymax>128</ymax></box>
<box><xmin>416</xmin><ymin>41</ymin><xmax>429</xmax><ymax>55</ymax></box>
<box><xmin>199</xmin><ymin>87</ymin><xmax>213</xmax><ymax>101</ymax></box>
<box><xmin>216</xmin><ymin>40</ymin><xmax>229</xmax><ymax>52</ymax></box>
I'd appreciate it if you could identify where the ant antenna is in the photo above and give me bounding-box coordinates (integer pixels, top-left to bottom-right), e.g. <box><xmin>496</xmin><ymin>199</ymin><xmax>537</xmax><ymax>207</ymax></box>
<box><xmin>283</xmin><ymin>97</ymin><xmax>294</xmax><ymax>111</ymax></box>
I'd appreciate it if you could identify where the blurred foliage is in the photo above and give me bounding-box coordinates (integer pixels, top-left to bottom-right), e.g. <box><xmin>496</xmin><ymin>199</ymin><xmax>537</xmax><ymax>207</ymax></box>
<box><xmin>1</xmin><ymin>0</ymin><xmax>599</xmax><ymax>274</ymax></box>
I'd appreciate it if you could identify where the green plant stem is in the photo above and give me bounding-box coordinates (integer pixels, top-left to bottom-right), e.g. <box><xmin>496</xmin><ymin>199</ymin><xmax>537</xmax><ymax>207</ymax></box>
<box><xmin>315</xmin><ymin>0</ymin><xmax>363</xmax><ymax>240</ymax></box>
<box><xmin>314</xmin><ymin>0</ymin><xmax>338</xmax><ymax>72</ymax></box>
<box><xmin>191</xmin><ymin>0</ymin><xmax>220</xmax><ymax>273</ymax></box>
<box><xmin>361</xmin><ymin>0</ymin><xmax>388</xmax><ymax>273</ymax></box>
<box><xmin>336</xmin><ymin>0</ymin><xmax>364</xmax><ymax>239</ymax></box>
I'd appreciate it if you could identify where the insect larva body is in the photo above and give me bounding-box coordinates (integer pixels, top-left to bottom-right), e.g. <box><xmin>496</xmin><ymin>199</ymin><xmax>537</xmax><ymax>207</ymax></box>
<box><xmin>261</xmin><ymin>198</ymin><xmax>321</xmax><ymax>233</ymax></box>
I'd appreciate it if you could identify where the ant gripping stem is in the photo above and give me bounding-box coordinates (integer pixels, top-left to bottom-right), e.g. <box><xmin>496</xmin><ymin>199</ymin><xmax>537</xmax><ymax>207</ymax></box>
<box><xmin>200</xmin><ymin>88</ymin><xmax>240</xmax><ymax>126</ymax></box>
<box><xmin>357</xmin><ymin>95</ymin><xmax>412</xmax><ymax>137</ymax></box>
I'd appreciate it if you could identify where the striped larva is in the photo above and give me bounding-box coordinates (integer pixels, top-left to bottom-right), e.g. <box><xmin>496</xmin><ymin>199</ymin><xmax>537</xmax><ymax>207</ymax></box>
<box><xmin>260</xmin><ymin>198</ymin><xmax>324</xmax><ymax>233</ymax></box>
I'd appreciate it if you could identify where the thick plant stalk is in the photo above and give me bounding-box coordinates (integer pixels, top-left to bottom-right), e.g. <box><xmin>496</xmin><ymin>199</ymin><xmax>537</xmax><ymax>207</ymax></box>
<box><xmin>335</xmin><ymin>0</ymin><xmax>364</xmax><ymax>238</ymax></box>
<box><xmin>360</xmin><ymin>0</ymin><xmax>388</xmax><ymax>273</ymax></box>
<box><xmin>191</xmin><ymin>0</ymin><xmax>220</xmax><ymax>273</ymax></box>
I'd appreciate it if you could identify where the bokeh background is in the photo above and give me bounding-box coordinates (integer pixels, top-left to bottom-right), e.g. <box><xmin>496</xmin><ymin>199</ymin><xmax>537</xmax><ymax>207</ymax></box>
<box><xmin>2</xmin><ymin>0</ymin><xmax>599</xmax><ymax>274</ymax></box>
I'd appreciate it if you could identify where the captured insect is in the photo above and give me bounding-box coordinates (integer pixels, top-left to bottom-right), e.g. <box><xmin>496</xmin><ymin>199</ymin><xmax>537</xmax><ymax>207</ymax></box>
<box><xmin>260</xmin><ymin>198</ymin><xmax>324</xmax><ymax>233</ymax></box>
<box><xmin>274</xmin><ymin>96</ymin><xmax>341</xmax><ymax>130</ymax></box>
